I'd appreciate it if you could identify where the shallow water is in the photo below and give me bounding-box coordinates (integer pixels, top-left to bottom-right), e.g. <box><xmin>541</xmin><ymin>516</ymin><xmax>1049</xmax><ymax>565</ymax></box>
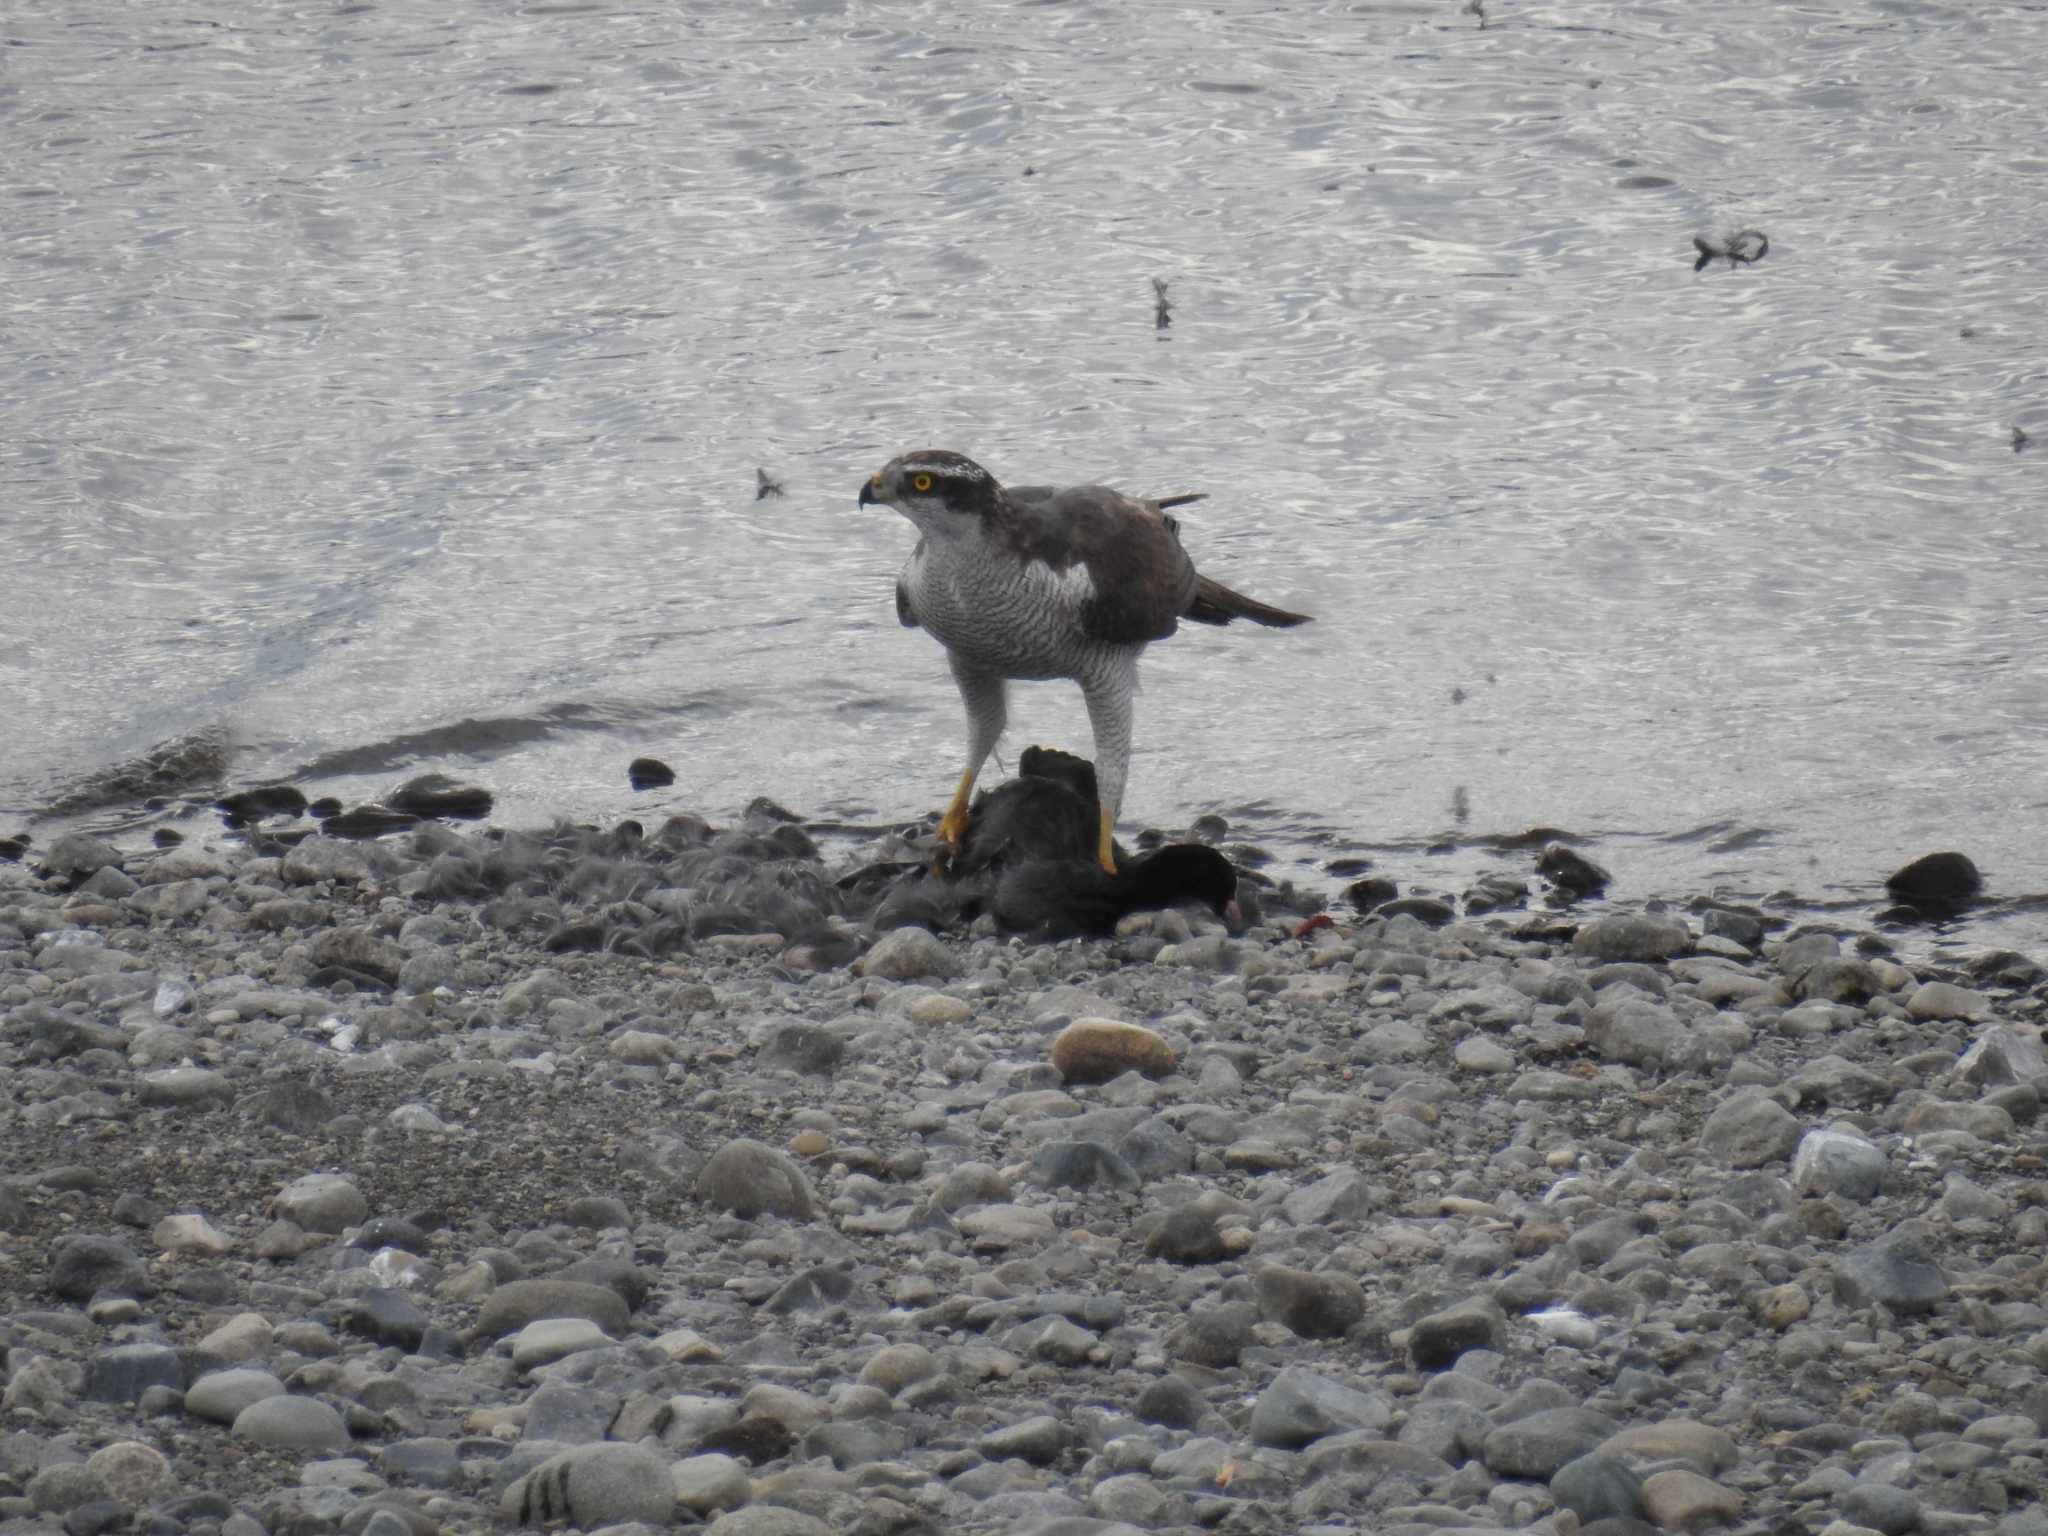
<box><xmin>4</xmin><ymin>0</ymin><xmax>2045</xmax><ymax>948</ymax></box>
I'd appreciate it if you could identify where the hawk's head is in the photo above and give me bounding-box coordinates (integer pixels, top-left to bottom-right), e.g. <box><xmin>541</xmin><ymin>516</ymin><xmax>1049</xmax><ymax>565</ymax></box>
<box><xmin>859</xmin><ymin>450</ymin><xmax>1000</xmax><ymax>535</ymax></box>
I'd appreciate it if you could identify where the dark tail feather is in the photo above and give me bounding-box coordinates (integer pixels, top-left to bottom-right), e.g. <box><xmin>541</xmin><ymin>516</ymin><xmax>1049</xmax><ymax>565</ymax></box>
<box><xmin>1187</xmin><ymin>574</ymin><xmax>1312</xmax><ymax>628</ymax></box>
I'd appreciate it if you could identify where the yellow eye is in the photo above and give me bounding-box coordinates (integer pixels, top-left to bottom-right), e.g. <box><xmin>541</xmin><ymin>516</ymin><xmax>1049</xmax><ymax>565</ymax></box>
<box><xmin>912</xmin><ymin>473</ymin><xmax>933</xmax><ymax>492</ymax></box>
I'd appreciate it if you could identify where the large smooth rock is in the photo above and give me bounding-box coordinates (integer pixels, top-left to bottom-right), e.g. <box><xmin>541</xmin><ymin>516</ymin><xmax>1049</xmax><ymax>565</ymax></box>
<box><xmin>1249</xmin><ymin>1366</ymin><xmax>1392</xmax><ymax>1449</ymax></box>
<box><xmin>1481</xmin><ymin>1406</ymin><xmax>1620</xmax><ymax>1478</ymax></box>
<box><xmin>502</xmin><ymin>1443</ymin><xmax>676</xmax><ymax>1529</ymax></box>
<box><xmin>232</xmin><ymin>1394</ymin><xmax>351</xmax><ymax>1452</ymax></box>
<box><xmin>474</xmin><ymin>1279</ymin><xmax>630</xmax><ymax>1340</ymax></box>
<box><xmin>1791</xmin><ymin>1127</ymin><xmax>1886</xmax><ymax>1200</ymax></box>
<box><xmin>272</xmin><ymin>1173</ymin><xmax>367</xmax><ymax>1233</ymax></box>
<box><xmin>1698</xmin><ymin>1090</ymin><xmax>1800</xmax><ymax>1168</ymax></box>
<box><xmin>185</xmin><ymin>1368</ymin><xmax>287</xmax><ymax>1424</ymax></box>
<box><xmin>695</xmin><ymin>1138</ymin><xmax>819</xmax><ymax>1219</ymax></box>
<box><xmin>48</xmin><ymin>1235</ymin><xmax>151</xmax><ymax>1301</ymax></box>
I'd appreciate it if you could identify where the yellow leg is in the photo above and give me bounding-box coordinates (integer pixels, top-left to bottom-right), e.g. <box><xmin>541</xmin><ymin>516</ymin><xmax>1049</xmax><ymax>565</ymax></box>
<box><xmin>935</xmin><ymin>764</ymin><xmax>979</xmax><ymax>868</ymax></box>
<box><xmin>1096</xmin><ymin>803</ymin><xmax>1117</xmax><ymax>875</ymax></box>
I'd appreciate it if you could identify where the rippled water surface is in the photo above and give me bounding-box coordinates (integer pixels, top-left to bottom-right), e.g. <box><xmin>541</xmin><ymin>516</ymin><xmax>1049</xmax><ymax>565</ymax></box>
<box><xmin>5</xmin><ymin>0</ymin><xmax>2045</xmax><ymax>941</ymax></box>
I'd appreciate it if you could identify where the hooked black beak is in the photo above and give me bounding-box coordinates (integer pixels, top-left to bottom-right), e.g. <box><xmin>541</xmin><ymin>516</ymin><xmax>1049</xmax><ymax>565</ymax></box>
<box><xmin>858</xmin><ymin>477</ymin><xmax>880</xmax><ymax>507</ymax></box>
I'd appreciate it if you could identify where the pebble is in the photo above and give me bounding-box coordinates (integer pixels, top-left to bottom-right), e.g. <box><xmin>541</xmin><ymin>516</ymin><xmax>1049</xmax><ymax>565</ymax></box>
<box><xmin>1049</xmin><ymin>1017</ymin><xmax>1177</xmax><ymax>1083</ymax></box>
<box><xmin>1640</xmin><ymin>1467</ymin><xmax>1743</xmax><ymax>1528</ymax></box>
<box><xmin>695</xmin><ymin>1138</ymin><xmax>819</xmax><ymax>1219</ymax></box>
<box><xmin>474</xmin><ymin>1279</ymin><xmax>631</xmax><ymax>1339</ymax></box>
<box><xmin>1792</xmin><ymin>1126</ymin><xmax>1888</xmax><ymax>1200</ymax></box>
<box><xmin>231</xmin><ymin>1393</ymin><xmax>352</xmax><ymax>1451</ymax></box>
<box><xmin>502</xmin><ymin>1443</ymin><xmax>676</xmax><ymax>1528</ymax></box>
<box><xmin>272</xmin><ymin>1172</ymin><xmax>369</xmax><ymax>1233</ymax></box>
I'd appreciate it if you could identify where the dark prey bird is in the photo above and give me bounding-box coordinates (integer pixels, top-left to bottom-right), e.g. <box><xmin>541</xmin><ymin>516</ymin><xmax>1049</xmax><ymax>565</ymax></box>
<box><xmin>864</xmin><ymin>745</ymin><xmax>1244</xmax><ymax>939</ymax></box>
<box><xmin>860</xmin><ymin>450</ymin><xmax>1311</xmax><ymax>873</ymax></box>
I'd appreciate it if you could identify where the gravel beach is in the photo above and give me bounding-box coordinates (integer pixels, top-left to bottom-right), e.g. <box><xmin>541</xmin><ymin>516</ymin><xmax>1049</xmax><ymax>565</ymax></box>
<box><xmin>4</xmin><ymin>807</ymin><xmax>2047</xmax><ymax>1536</ymax></box>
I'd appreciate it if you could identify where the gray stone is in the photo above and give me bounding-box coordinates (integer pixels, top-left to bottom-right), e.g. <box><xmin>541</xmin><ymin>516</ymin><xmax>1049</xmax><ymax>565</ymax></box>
<box><xmin>1573</xmin><ymin>914</ymin><xmax>1690</xmax><ymax>962</ymax></box>
<box><xmin>27</xmin><ymin>1465</ymin><xmax>110</xmax><ymax>1515</ymax></box>
<box><xmin>1394</xmin><ymin>1398</ymin><xmax>1492</xmax><ymax>1464</ymax></box>
<box><xmin>380</xmin><ymin>1438</ymin><xmax>462</xmax><ymax>1488</ymax></box>
<box><xmin>1136</xmin><ymin>1374</ymin><xmax>1210</xmax><ymax>1430</ymax></box>
<box><xmin>1585</xmin><ymin>997</ymin><xmax>1691</xmax><ymax>1069</ymax></box>
<box><xmin>859</xmin><ymin>1343</ymin><xmax>941</xmax><ymax>1394</ymax></box>
<box><xmin>1481</xmin><ymin>1406</ymin><xmax>1620</xmax><ymax>1478</ymax></box>
<box><xmin>979</xmin><ymin>1415</ymin><xmax>1071</xmax><ymax>1464</ymax></box>
<box><xmin>475</xmin><ymin>1279</ymin><xmax>631</xmax><ymax>1339</ymax></box>
<box><xmin>856</xmin><ymin>926</ymin><xmax>959</xmax><ymax>980</ymax></box>
<box><xmin>231</xmin><ymin>1394</ymin><xmax>351</xmax><ymax>1452</ymax></box>
<box><xmin>1959</xmin><ymin>1025</ymin><xmax>2048</xmax><ymax>1088</ymax></box>
<box><xmin>1836</xmin><ymin>1231</ymin><xmax>1950</xmax><ymax>1315</ymax></box>
<box><xmin>1281</xmin><ymin>1165</ymin><xmax>1376</xmax><ymax>1225</ymax></box>
<box><xmin>1255</xmin><ymin>1265</ymin><xmax>1365</xmax><ymax>1339</ymax></box>
<box><xmin>1553</xmin><ymin>1454</ymin><xmax>1647</xmax><ymax>1523</ymax></box>
<box><xmin>1116</xmin><ymin>1117</ymin><xmax>1196</xmax><ymax>1179</ymax></box>
<box><xmin>273</xmin><ymin>1173</ymin><xmax>368</xmax><ymax>1233</ymax></box>
<box><xmin>186</xmin><ymin>1368</ymin><xmax>287</xmax><ymax>1424</ymax></box>
<box><xmin>1783</xmin><ymin>1053</ymin><xmax>1892</xmax><ymax>1106</ymax></box>
<box><xmin>308</xmin><ymin>925</ymin><xmax>403</xmax><ymax>985</ymax></box>
<box><xmin>521</xmin><ymin>1380</ymin><xmax>612</xmax><ymax>1443</ymax></box>
<box><xmin>1249</xmin><ymin>1366</ymin><xmax>1392</xmax><ymax>1449</ymax></box>
<box><xmin>1907</xmin><ymin>980</ymin><xmax>1986</xmax><ymax>1021</ymax></box>
<box><xmin>695</xmin><ymin>1138</ymin><xmax>818</xmax><ymax>1219</ymax></box>
<box><xmin>42</xmin><ymin>832</ymin><xmax>123</xmax><ymax>878</ymax></box>
<box><xmin>1408</xmin><ymin>1296</ymin><xmax>1507</xmax><ymax>1369</ymax></box>
<box><xmin>1791</xmin><ymin>1127</ymin><xmax>1887</xmax><ymax>1200</ymax></box>
<box><xmin>756</xmin><ymin>1021</ymin><xmax>845</xmax><ymax>1076</ymax></box>
<box><xmin>1030</xmin><ymin>1140</ymin><xmax>1140</xmax><ymax>1192</ymax></box>
<box><xmin>1793</xmin><ymin>957</ymin><xmax>1883</xmax><ymax>1004</ymax></box>
<box><xmin>502</xmin><ymin>1443</ymin><xmax>677</xmax><ymax>1528</ymax></box>
<box><xmin>137</xmin><ymin>1067</ymin><xmax>235</xmax><ymax>1107</ymax></box>
<box><xmin>85</xmin><ymin>1343</ymin><xmax>183</xmax><ymax>1403</ymax></box>
<box><xmin>510</xmin><ymin>1318</ymin><xmax>612</xmax><ymax>1371</ymax></box>
<box><xmin>670</xmin><ymin>1453</ymin><xmax>750</xmax><ymax>1516</ymax></box>
<box><xmin>1171</xmin><ymin>1302</ymin><xmax>1254</xmax><ymax>1368</ymax></box>
<box><xmin>48</xmin><ymin>1235</ymin><xmax>150</xmax><ymax>1301</ymax></box>
<box><xmin>1698</xmin><ymin>1090</ymin><xmax>1800</xmax><ymax>1167</ymax></box>
<box><xmin>1841</xmin><ymin>1484</ymin><xmax>1921</xmax><ymax>1536</ymax></box>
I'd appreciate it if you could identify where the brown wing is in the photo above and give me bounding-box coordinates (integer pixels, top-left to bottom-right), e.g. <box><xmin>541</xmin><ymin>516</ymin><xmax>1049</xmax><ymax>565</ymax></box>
<box><xmin>996</xmin><ymin>485</ymin><xmax>1198</xmax><ymax>646</ymax></box>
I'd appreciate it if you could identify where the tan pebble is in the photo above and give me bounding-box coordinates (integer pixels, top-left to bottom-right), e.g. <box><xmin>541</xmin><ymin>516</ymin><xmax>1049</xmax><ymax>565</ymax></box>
<box><xmin>198</xmin><ymin>1312</ymin><xmax>274</xmax><ymax>1361</ymax></box>
<box><xmin>1750</xmin><ymin>1282</ymin><xmax>1809</xmax><ymax>1330</ymax></box>
<box><xmin>653</xmin><ymin>1327</ymin><xmax>723</xmax><ymax>1362</ymax></box>
<box><xmin>152</xmin><ymin>1213</ymin><xmax>232</xmax><ymax>1255</ymax></box>
<box><xmin>909</xmin><ymin>994</ymin><xmax>971</xmax><ymax>1025</ymax></box>
<box><xmin>1438</xmin><ymin>1196</ymin><xmax>1499</xmax><ymax>1217</ymax></box>
<box><xmin>1907</xmin><ymin>980</ymin><xmax>1987</xmax><ymax>1021</ymax></box>
<box><xmin>1641</xmin><ymin>1467</ymin><xmax>1742</xmax><ymax>1528</ymax></box>
<box><xmin>608</xmin><ymin>1029</ymin><xmax>671</xmax><ymax>1064</ymax></box>
<box><xmin>1049</xmin><ymin>1018</ymin><xmax>1176</xmax><ymax>1083</ymax></box>
<box><xmin>788</xmin><ymin>1129</ymin><xmax>831</xmax><ymax>1158</ymax></box>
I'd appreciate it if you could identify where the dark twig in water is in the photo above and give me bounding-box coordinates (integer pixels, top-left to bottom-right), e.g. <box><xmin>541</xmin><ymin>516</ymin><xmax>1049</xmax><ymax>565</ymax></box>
<box><xmin>755</xmin><ymin>468</ymin><xmax>784</xmax><ymax>500</ymax></box>
<box><xmin>1463</xmin><ymin>0</ymin><xmax>1486</xmax><ymax>27</ymax></box>
<box><xmin>2014</xmin><ymin>424</ymin><xmax>2031</xmax><ymax>454</ymax></box>
<box><xmin>1153</xmin><ymin>276</ymin><xmax>1172</xmax><ymax>331</ymax></box>
<box><xmin>1691</xmin><ymin>229</ymin><xmax>1769</xmax><ymax>272</ymax></box>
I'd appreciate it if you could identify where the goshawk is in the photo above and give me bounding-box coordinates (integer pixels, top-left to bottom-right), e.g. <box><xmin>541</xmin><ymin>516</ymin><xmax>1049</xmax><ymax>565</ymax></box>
<box><xmin>859</xmin><ymin>449</ymin><xmax>1312</xmax><ymax>873</ymax></box>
